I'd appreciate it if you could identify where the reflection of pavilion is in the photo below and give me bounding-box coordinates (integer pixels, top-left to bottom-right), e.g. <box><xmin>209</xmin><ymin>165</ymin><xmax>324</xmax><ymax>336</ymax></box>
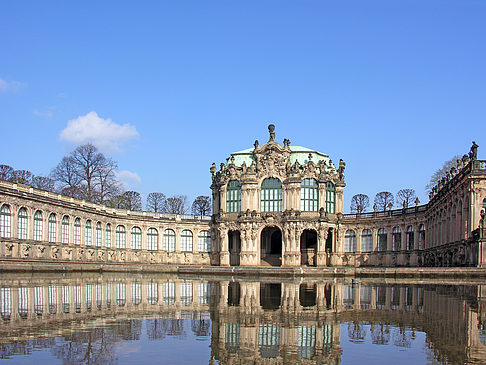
<box><xmin>1</xmin><ymin>275</ymin><xmax>486</xmax><ymax>364</ymax></box>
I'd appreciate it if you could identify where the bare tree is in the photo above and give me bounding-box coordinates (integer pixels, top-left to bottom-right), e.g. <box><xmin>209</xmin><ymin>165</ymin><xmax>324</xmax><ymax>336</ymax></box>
<box><xmin>31</xmin><ymin>175</ymin><xmax>56</xmax><ymax>192</ymax></box>
<box><xmin>10</xmin><ymin>170</ymin><xmax>33</xmax><ymax>185</ymax></box>
<box><xmin>350</xmin><ymin>194</ymin><xmax>370</xmax><ymax>213</ymax></box>
<box><xmin>0</xmin><ymin>165</ymin><xmax>14</xmax><ymax>181</ymax></box>
<box><xmin>51</xmin><ymin>143</ymin><xmax>121</xmax><ymax>203</ymax></box>
<box><xmin>426</xmin><ymin>155</ymin><xmax>461</xmax><ymax>194</ymax></box>
<box><xmin>374</xmin><ymin>191</ymin><xmax>394</xmax><ymax>211</ymax></box>
<box><xmin>162</xmin><ymin>195</ymin><xmax>188</xmax><ymax>214</ymax></box>
<box><xmin>191</xmin><ymin>196</ymin><xmax>211</xmax><ymax>215</ymax></box>
<box><xmin>105</xmin><ymin>191</ymin><xmax>142</xmax><ymax>210</ymax></box>
<box><xmin>146</xmin><ymin>192</ymin><xmax>166</xmax><ymax>212</ymax></box>
<box><xmin>396</xmin><ymin>189</ymin><xmax>416</xmax><ymax>208</ymax></box>
<box><xmin>96</xmin><ymin>163</ymin><xmax>121</xmax><ymax>203</ymax></box>
<box><xmin>122</xmin><ymin>191</ymin><xmax>142</xmax><ymax>210</ymax></box>
<box><xmin>50</xmin><ymin>156</ymin><xmax>82</xmax><ymax>198</ymax></box>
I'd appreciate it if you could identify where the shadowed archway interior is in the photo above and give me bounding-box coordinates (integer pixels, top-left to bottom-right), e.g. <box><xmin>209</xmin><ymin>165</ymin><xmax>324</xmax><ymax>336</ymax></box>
<box><xmin>260</xmin><ymin>227</ymin><xmax>282</xmax><ymax>266</ymax></box>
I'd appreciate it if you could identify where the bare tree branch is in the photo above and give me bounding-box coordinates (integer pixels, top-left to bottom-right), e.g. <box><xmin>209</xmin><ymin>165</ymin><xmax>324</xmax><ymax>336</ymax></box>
<box><xmin>350</xmin><ymin>194</ymin><xmax>370</xmax><ymax>213</ymax></box>
<box><xmin>147</xmin><ymin>192</ymin><xmax>166</xmax><ymax>212</ymax></box>
<box><xmin>191</xmin><ymin>196</ymin><xmax>211</xmax><ymax>215</ymax></box>
<box><xmin>374</xmin><ymin>192</ymin><xmax>394</xmax><ymax>211</ymax></box>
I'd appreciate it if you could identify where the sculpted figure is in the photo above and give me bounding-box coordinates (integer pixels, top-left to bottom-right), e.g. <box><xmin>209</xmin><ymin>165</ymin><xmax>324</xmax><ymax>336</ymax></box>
<box><xmin>469</xmin><ymin>141</ymin><xmax>479</xmax><ymax>160</ymax></box>
<box><xmin>268</xmin><ymin>124</ymin><xmax>275</xmax><ymax>142</ymax></box>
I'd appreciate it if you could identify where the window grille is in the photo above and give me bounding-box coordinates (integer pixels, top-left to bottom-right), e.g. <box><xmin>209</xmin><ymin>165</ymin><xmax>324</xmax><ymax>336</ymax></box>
<box><xmin>260</xmin><ymin>178</ymin><xmax>282</xmax><ymax>212</ymax></box>
<box><xmin>226</xmin><ymin>180</ymin><xmax>241</xmax><ymax>213</ymax></box>
<box><xmin>300</xmin><ymin>179</ymin><xmax>318</xmax><ymax>211</ymax></box>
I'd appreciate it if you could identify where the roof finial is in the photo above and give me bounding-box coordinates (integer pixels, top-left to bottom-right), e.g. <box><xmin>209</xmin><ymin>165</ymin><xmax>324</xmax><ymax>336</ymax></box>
<box><xmin>268</xmin><ymin>124</ymin><xmax>275</xmax><ymax>142</ymax></box>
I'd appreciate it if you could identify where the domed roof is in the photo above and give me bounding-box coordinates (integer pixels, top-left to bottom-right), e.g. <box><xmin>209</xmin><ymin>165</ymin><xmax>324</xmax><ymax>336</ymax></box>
<box><xmin>225</xmin><ymin>145</ymin><xmax>334</xmax><ymax>168</ymax></box>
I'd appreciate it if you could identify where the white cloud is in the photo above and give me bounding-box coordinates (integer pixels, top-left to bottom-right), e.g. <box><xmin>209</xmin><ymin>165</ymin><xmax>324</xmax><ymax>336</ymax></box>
<box><xmin>0</xmin><ymin>77</ymin><xmax>26</xmax><ymax>93</ymax></box>
<box><xmin>116</xmin><ymin>170</ymin><xmax>142</xmax><ymax>190</ymax></box>
<box><xmin>60</xmin><ymin>111</ymin><xmax>139</xmax><ymax>152</ymax></box>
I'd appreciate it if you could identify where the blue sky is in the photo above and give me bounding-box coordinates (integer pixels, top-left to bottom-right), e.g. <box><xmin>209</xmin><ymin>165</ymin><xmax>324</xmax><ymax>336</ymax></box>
<box><xmin>1</xmin><ymin>1</ymin><xmax>485</xmax><ymax>212</ymax></box>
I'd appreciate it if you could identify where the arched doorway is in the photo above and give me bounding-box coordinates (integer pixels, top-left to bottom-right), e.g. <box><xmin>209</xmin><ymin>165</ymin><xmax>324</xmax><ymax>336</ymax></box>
<box><xmin>228</xmin><ymin>230</ymin><xmax>241</xmax><ymax>266</ymax></box>
<box><xmin>260</xmin><ymin>226</ymin><xmax>282</xmax><ymax>266</ymax></box>
<box><xmin>300</xmin><ymin>229</ymin><xmax>318</xmax><ymax>266</ymax></box>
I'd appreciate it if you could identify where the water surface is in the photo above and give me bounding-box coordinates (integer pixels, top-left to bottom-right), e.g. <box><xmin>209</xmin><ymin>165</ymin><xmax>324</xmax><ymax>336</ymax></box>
<box><xmin>1</xmin><ymin>273</ymin><xmax>485</xmax><ymax>364</ymax></box>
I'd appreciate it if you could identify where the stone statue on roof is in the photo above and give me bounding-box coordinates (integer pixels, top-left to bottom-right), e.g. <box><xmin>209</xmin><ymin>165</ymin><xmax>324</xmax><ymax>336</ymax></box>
<box><xmin>469</xmin><ymin>141</ymin><xmax>479</xmax><ymax>160</ymax></box>
<box><xmin>268</xmin><ymin>124</ymin><xmax>275</xmax><ymax>142</ymax></box>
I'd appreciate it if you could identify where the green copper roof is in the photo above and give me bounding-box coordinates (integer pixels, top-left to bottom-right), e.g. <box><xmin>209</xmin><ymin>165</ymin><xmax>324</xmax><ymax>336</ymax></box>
<box><xmin>225</xmin><ymin>145</ymin><xmax>334</xmax><ymax>168</ymax></box>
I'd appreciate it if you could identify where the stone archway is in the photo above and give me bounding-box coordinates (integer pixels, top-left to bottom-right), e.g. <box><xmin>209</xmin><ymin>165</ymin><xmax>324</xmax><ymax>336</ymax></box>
<box><xmin>228</xmin><ymin>230</ymin><xmax>241</xmax><ymax>266</ymax></box>
<box><xmin>300</xmin><ymin>229</ymin><xmax>318</xmax><ymax>266</ymax></box>
<box><xmin>260</xmin><ymin>226</ymin><xmax>282</xmax><ymax>266</ymax></box>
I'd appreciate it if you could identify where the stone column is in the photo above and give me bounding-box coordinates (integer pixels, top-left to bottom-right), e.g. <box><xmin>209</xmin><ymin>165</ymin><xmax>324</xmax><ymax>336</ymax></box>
<box><xmin>219</xmin><ymin>228</ymin><xmax>229</xmax><ymax>266</ymax></box>
<box><xmin>141</xmin><ymin>226</ymin><xmax>147</xmax><ymax>250</ymax></box>
<box><xmin>316</xmin><ymin>227</ymin><xmax>329</xmax><ymax>266</ymax></box>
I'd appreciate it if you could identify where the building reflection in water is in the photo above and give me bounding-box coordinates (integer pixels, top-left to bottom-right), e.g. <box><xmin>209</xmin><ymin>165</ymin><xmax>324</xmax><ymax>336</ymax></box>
<box><xmin>1</xmin><ymin>274</ymin><xmax>486</xmax><ymax>364</ymax></box>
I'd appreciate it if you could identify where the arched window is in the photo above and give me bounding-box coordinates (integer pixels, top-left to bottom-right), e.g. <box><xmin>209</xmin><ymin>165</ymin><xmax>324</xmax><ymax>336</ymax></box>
<box><xmin>418</xmin><ymin>225</ymin><xmax>425</xmax><ymax>249</ymax></box>
<box><xmin>48</xmin><ymin>213</ymin><xmax>56</xmax><ymax>243</ymax></box>
<box><xmin>260</xmin><ymin>178</ymin><xmax>282</xmax><ymax>212</ymax></box>
<box><xmin>116</xmin><ymin>225</ymin><xmax>126</xmax><ymax>249</ymax></box>
<box><xmin>325</xmin><ymin>182</ymin><xmax>336</xmax><ymax>214</ymax></box>
<box><xmin>406</xmin><ymin>226</ymin><xmax>414</xmax><ymax>251</ymax></box>
<box><xmin>226</xmin><ymin>180</ymin><xmax>241</xmax><ymax>213</ymax></box>
<box><xmin>18</xmin><ymin>208</ymin><xmax>27</xmax><ymax>240</ymax></box>
<box><xmin>377</xmin><ymin>228</ymin><xmax>387</xmax><ymax>251</ymax></box>
<box><xmin>61</xmin><ymin>216</ymin><xmax>69</xmax><ymax>244</ymax></box>
<box><xmin>105</xmin><ymin>223</ymin><xmax>111</xmax><ymax>248</ymax></box>
<box><xmin>344</xmin><ymin>230</ymin><xmax>356</xmax><ymax>253</ymax></box>
<box><xmin>164</xmin><ymin>229</ymin><xmax>175</xmax><ymax>252</ymax></box>
<box><xmin>131</xmin><ymin>227</ymin><xmax>142</xmax><ymax>250</ymax></box>
<box><xmin>0</xmin><ymin>204</ymin><xmax>11</xmax><ymax>238</ymax></box>
<box><xmin>33</xmin><ymin>210</ymin><xmax>43</xmax><ymax>241</ymax></box>
<box><xmin>392</xmin><ymin>227</ymin><xmax>401</xmax><ymax>251</ymax></box>
<box><xmin>96</xmin><ymin>222</ymin><xmax>102</xmax><ymax>247</ymax></box>
<box><xmin>147</xmin><ymin>228</ymin><xmax>158</xmax><ymax>251</ymax></box>
<box><xmin>198</xmin><ymin>230</ymin><xmax>211</xmax><ymax>252</ymax></box>
<box><xmin>361</xmin><ymin>229</ymin><xmax>372</xmax><ymax>252</ymax></box>
<box><xmin>181</xmin><ymin>229</ymin><xmax>193</xmax><ymax>251</ymax></box>
<box><xmin>85</xmin><ymin>220</ymin><xmax>92</xmax><ymax>246</ymax></box>
<box><xmin>74</xmin><ymin>218</ymin><xmax>81</xmax><ymax>245</ymax></box>
<box><xmin>301</xmin><ymin>179</ymin><xmax>318</xmax><ymax>211</ymax></box>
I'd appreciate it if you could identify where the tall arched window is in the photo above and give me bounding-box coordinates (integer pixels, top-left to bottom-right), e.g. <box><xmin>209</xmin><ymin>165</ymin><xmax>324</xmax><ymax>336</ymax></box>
<box><xmin>85</xmin><ymin>220</ymin><xmax>92</xmax><ymax>246</ymax></box>
<box><xmin>260</xmin><ymin>178</ymin><xmax>282</xmax><ymax>212</ymax></box>
<box><xmin>164</xmin><ymin>229</ymin><xmax>175</xmax><ymax>252</ymax></box>
<box><xmin>96</xmin><ymin>222</ymin><xmax>102</xmax><ymax>247</ymax></box>
<box><xmin>406</xmin><ymin>226</ymin><xmax>414</xmax><ymax>251</ymax></box>
<box><xmin>418</xmin><ymin>225</ymin><xmax>425</xmax><ymax>249</ymax></box>
<box><xmin>33</xmin><ymin>210</ymin><xmax>43</xmax><ymax>241</ymax></box>
<box><xmin>361</xmin><ymin>229</ymin><xmax>372</xmax><ymax>252</ymax></box>
<box><xmin>301</xmin><ymin>179</ymin><xmax>318</xmax><ymax>211</ymax></box>
<box><xmin>61</xmin><ymin>216</ymin><xmax>69</xmax><ymax>244</ymax></box>
<box><xmin>74</xmin><ymin>218</ymin><xmax>81</xmax><ymax>245</ymax></box>
<box><xmin>325</xmin><ymin>182</ymin><xmax>336</xmax><ymax>214</ymax></box>
<box><xmin>116</xmin><ymin>225</ymin><xmax>126</xmax><ymax>249</ymax></box>
<box><xmin>344</xmin><ymin>230</ymin><xmax>356</xmax><ymax>252</ymax></box>
<box><xmin>18</xmin><ymin>208</ymin><xmax>27</xmax><ymax>240</ymax></box>
<box><xmin>48</xmin><ymin>213</ymin><xmax>57</xmax><ymax>243</ymax></box>
<box><xmin>147</xmin><ymin>228</ymin><xmax>158</xmax><ymax>251</ymax></box>
<box><xmin>392</xmin><ymin>227</ymin><xmax>401</xmax><ymax>251</ymax></box>
<box><xmin>377</xmin><ymin>228</ymin><xmax>387</xmax><ymax>251</ymax></box>
<box><xmin>198</xmin><ymin>230</ymin><xmax>211</xmax><ymax>252</ymax></box>
<box><xmin>105</xmin><ymin>223</ymin><xmax>111</xmax><ymax>248</ymax></box>
<box><xmin>0</xmin><ymin>204</ymin><xmax>11</xmax><ymax>238</ymax></box>
<box><xmin>181</xmin><ymin>230</ymin><xmax>193</xmax><ymax>251</ymax></box>
<box><xmin>131</xmin><ymin>226</ymin><xmax>142</xmax><ymax>250</ymax></box>
<box><xmin>226</xmin><ymin>180</ymin><xmax>241</xmax><ymax>213</ymax></box>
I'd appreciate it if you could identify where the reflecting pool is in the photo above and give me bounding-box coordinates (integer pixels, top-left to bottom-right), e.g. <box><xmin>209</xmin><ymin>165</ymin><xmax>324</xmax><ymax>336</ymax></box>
<box><xmin>1</xmin><ymin>273</ymin><xmax>486</xmax><ymax>364</ymax></box>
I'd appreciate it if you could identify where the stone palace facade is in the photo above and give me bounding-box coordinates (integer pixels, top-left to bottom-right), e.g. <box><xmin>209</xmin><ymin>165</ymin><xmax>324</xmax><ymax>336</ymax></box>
<box><xmin>0</xmin><ymin>125</ymin><xmax>485</xmax><ymax>268</ymax></box>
